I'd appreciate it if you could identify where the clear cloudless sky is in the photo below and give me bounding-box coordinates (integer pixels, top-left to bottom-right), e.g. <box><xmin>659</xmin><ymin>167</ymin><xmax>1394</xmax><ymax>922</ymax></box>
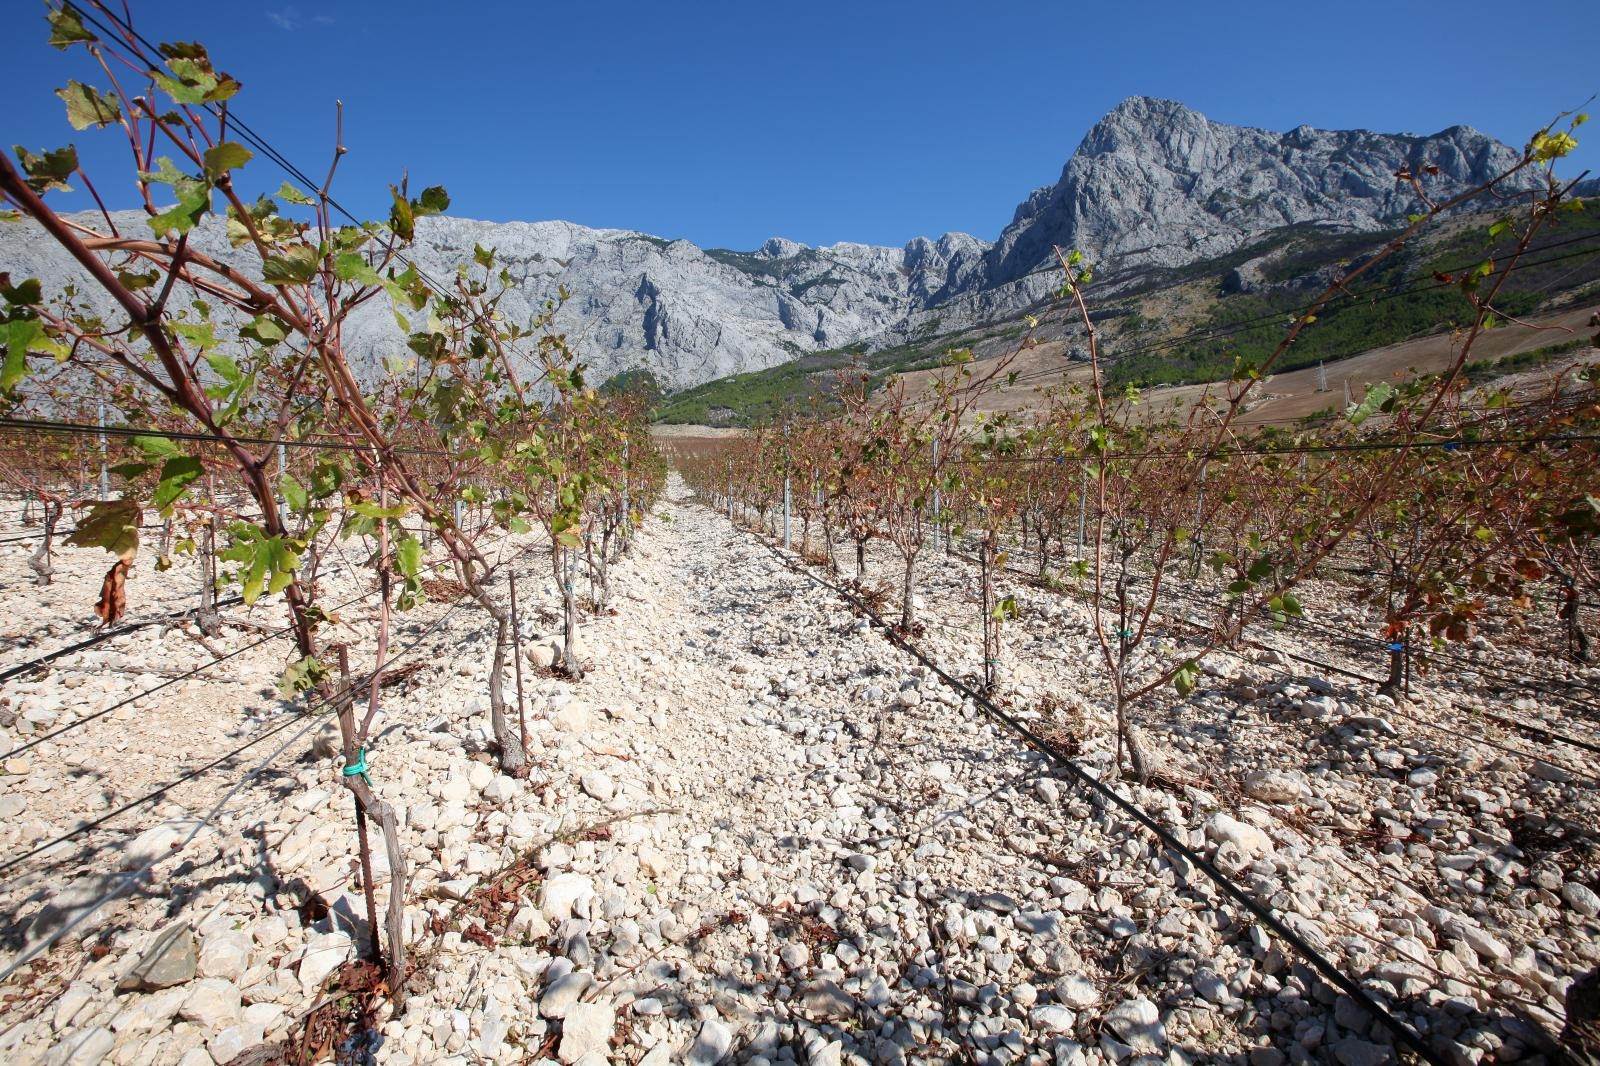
<box><xmin>11</xmin><ymin>0</ymin><xmax>1599</xmax><ymax>251</ymax></box>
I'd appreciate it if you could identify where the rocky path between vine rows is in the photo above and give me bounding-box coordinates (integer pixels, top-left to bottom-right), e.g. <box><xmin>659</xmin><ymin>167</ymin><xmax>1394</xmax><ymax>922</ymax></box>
<box><xmin>3</xmin><ymin>476</ymin><xmax>1596</xmax><ymax>1065</ymax></box>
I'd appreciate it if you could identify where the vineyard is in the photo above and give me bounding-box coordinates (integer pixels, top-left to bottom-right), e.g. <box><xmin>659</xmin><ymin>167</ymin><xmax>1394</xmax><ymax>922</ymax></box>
<box><xmin>1</xmin><ymin>2</ymin><xmax>1599</xmax><ymax>1066</ymax></box>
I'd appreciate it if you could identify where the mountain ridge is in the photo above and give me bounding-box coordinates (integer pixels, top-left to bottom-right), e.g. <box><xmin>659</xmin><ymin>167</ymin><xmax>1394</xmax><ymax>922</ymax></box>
<box><xmin>0</xmin><ymin>96</ymin><xmax>1545</xmax><ymax>394</ymax></box>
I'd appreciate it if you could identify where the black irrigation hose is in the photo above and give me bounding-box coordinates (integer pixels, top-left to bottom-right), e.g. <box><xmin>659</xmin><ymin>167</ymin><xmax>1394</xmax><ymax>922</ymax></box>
<box><xmin>0</xmin><ymin>703</ymin><xmax>326</xmax><ymax>984</ymax></box>
<box><xmin>0</xmin><ymin>533</ymin><xmax>542</xmax><ymax>880</ymax></box>
<box><xmin>0</xmin><ymin>684</ymin><xmax>336</xmax><ymax>879</ymax></box>
<box><xmin>0</xmin><ymin>521</ymin><xmax>190</xmax><ymax>546</ymax></box>
<box><xmin>969</xmin><ymin>529</ymin><xmax>1600</xmax><ymax>712</ymax></box>
<box><xmin>0</xmin><ymin>416</ymin><xmax>457</xmax><ymax>459</ymax></box>
<box><xmin>929</xmin><ymin>530</ymin><xmax>1600</xmax><ymax>770</ymax></box>
<box><xmin>979</xmin><ymin>534</ymin><xmax>1600</xmax><ymax>752</ymax></box>
<box><xmin>0</xmin><ymin>512</ymin><xmax>473</xmax><ymax>684</ymax></box>
<box><xmin>1</xmin><ymin>618</ymin><xmax>290</xmax><ymax>763</ymax></box>
<box><xmin>0</xmin><ymin>588</ymin><xmax>505</xmax><ymax>984</ymax></box>
<box><xmin>739</xmin><ymin>524</ymin><xmax>1454</xmax><ymax>1066</ymax></box>
<box><xmin>1274</xmin><ymin>601</ymin><xmax>1600</xmax><ymax>707</ymax></box>
<box><xmin>0</xmin><ymin>526</ymin><xmax>528</xmax><ymax>761</ymax></box>
<box><xmin>0</xmin><ymin>595</ymin><xmax>246</xmax><ymax>685</ymax></box>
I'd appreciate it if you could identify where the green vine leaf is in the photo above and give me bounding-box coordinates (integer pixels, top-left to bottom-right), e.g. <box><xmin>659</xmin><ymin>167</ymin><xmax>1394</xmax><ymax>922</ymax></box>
<box><xmin>13</xmin><ymin>145</ymin><xmax>78</xmax><ymax>193</ymax></box>
<box><xmin>262</xmin><ymin>245</ymin><xmax>319</xmax><ymax>285</ymax></box>
<box><xmin>202</xmin><ymin>141</ymin><xmax>253</xmax><ymax>181</ymax></box>
<box><xmin>66</xmin><ymin>498</ymin><xmax>142</xmax><ymax>559</ymax></box>
<box><xmin>277</xmin><ymin>654</ymin><xmax>327</xmax><ymax>699</ymax></box>
<box><xmin>57</xmin><ymin>80</ymin><xmax>121</xmax><ymax>130</ymax></box>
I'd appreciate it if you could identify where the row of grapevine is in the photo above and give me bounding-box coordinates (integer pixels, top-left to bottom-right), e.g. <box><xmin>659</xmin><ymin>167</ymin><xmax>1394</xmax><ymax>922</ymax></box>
<box><xmin>0</xmin><ymin>2</ymin><xmax>666</xmax><ymax>994</ymax></box>
<box><xmin>675</xmin><ymin>117</ymin><xmax>1599</xmax><ymax>781</ymax></box>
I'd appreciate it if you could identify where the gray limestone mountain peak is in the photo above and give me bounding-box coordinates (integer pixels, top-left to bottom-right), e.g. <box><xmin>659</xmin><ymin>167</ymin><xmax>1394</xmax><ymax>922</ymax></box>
<box><xmin>756</xmin><ymin>236</ymin><xmax>807</xmax><ymax>259</ymax></box>
<box><xmin>980</xmin><ymin>94</ymin><xmax>1538</xmax><ymax>286</ymax></box>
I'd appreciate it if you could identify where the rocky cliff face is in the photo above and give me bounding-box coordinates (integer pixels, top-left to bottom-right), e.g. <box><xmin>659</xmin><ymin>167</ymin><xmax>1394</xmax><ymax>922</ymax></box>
<box><xmin>0</xmin><ymin>97</ymin><xmax>1541</xmax><ymax>393</ymax></box>
<box><xmin>382</xmin><ymin>220</ymin><xmax>998</xmax><ymax>390</ymax></box>
<box><xmin>980</xmin><ymin>96</ymin><xmax>1537</xmax><ymax>286</ymax></box>
<box><xmin>0</xmin><ymin>210</ymin><xmax>989</xmax><ymax>393</ymax></box>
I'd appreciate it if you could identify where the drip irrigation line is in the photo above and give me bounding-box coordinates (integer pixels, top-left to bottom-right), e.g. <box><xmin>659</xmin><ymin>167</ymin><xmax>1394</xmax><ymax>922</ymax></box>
<box><xmin>0</xmin><ymin>675</ymin><xmax>347</xmax><ymax>881</ymax></box>
<box><xmin>0</xmin><ymin>532</ymin><xmax>543</xmax><ymax>883</ymax></box>
<box><xmin>1253</xmin><ymin>644</ymin><xmax>1600</xmax><ymax>767</ymax></box>
<box><xmin>915</xmin><ymin>527</ymin><xmax>1600</xmax><ymax>820</ymax></box>
<box><xmin>0</xmin><ymin>596</ymin><xmax>245</xmax><ymax>685</ymax></box>
<box><xmin>1141</xmin><ymin>595</ymin><xmax>1600</xmax><ymax>779</ymax></box>
<box><xmin>0</xmin><ymin>416</ymin><xmax>457</xmax><ymax>458</ymax></box>
<box><xmin>1266</xmin><ymin>598</ymin><xmax>1600</xmax><ymax>705</ymax></box>
<box><xmin>959</xmin><ymin>528</ymin><xmax>1600</xmax><ymax>711</ymax></box>
<box><xmin>939</xmin><ymin>532</ymin><xmax>1600</xmax><ymax>763</ymax></box>
<box><xmin>0</xmin><ymin>689</ymin><xmax>327</xmax><ymax>984</ymax></box>
<box><xmin>0</xmin><ymin>521</ymin><xmax>187</xmax><ymax>546</ymax></box>
<box><xmin>949</xmin><ymin>430</ymin><xmax>1600</xmax><ymax>465</ymax></box>
<box><xmin>0</xmin><ymin>531</ymin><xmax>557</xmax><ymax>986</ymax></box>
<box><xmin>796</xmin><ymin>519</ymin><xmax>1593</xmax><ymax>1025</ymax></box>
<box><xmin>2</xmin><ymin>616</ymin><xmax>289</xmax><ymax>763</ymax></box>
<box><xmin>1082</xmin><ymin>549</ymin><xmax>1600</xmax><ymax>708</ymax></box>
<box><xmin>0</xmin><ymin>575</ymin><xmax>518</xmax><ymax>986</ymax></box>
<box><xmin>0</xmin><ymin>525</ymin><xmax>512</xmax><ymax>763</ymax></box>
<box><xmin>737</xmin><ymin>525</ymin><xmax>1453</xmax><ymax>1066</ymax></box>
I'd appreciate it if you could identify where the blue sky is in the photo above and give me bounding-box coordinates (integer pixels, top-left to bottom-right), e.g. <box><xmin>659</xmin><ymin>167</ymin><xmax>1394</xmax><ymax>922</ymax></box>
<box><xmin>12</xmin><ymin>0</ymin><xmax>1598</xmax><ymax>251</ymax></box>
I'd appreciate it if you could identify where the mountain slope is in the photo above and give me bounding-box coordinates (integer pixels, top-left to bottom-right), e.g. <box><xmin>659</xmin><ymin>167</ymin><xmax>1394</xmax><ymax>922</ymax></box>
<box><xmin>657</xmin><ymin>199</ymin><xmax>1600</xmax><ymax>425</ymax></box>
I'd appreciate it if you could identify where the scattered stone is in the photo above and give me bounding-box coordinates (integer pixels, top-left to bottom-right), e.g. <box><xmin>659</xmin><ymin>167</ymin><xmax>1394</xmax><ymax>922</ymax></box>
<box><xmin>1204</xmin><ymin>812</ymin><xmax>1274</xmax><ymax>856</ymax></box>
<box><xmin>540</xmin><ymin>972</ymin><xmax>591</xmax><ymax>1019</ymax></box>
<box><xmin>557</xmin><ymin>1001</ymin><xmax>615</xmax><ymax>1063</ymax></box>
<box><xmin>1563</xmin><ymin>882</ymin><xmax>1600</xmax><ymax>918</ymax></box>
<box><xmin>580</xmin><ymin>771</ymin><xmax>615</xmax><ymax>802</ymax></box>
<box><xmin>1241</xmin><ymin>768</ymin><xmax>1307</xmax><ymax>803</ymax></box>
<box><xmin>1104</xmin><ymin>996</ymin><xmax>1166</xmax><ymax>1054</ymax></box>
<box><xmin>1031</xmin><ymin>1004</ymin><xmax>1076</xmax><ymax>1032</ymax></box>
<box><xmin>541</xmin><ymin>873</ymin><xmax>595</xmax><ymax>922</ymax></box>
<box><xmin>297</xmin><ymin>931</ymin><xmax>352</xmax><ymax>994</ymax></box>
<box><xmin>118</xmin><ymin>925</ymin><xmax>197</xmax><ymax>991</ymax></box>
<box><xmin>552</xmin><ymin>699</ymin><xmax>593</xmax><ymax>733</ymax></box>
<box><xmin>179</xmin><ymin>977</ymin><xmax>242</xmax><ymax>1031</ymax></box>
<box><xmin>686</xmin><ymin>1017</ymin><xmax>734</xmax><ymax>1064</ymax></box>
<box><xmin>198</xmin><ymin>929</ymin><xmax>251</xmax><ymax>982</ymax></box>
<box><xmin>1331</xmin><ymin>1037</ymin><xmax>1393</xmax><ymax>1066</ymax></box>
<box><xmin>799</xmin><ymin>979</ymin><xmax>859</xmax><ymax>1022</ymax></box>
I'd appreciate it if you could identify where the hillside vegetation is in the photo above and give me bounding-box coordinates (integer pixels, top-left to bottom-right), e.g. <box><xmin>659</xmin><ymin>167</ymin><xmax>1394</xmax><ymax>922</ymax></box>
<box><xmin>656</xmin><ymin>199</ymin><xmax>1600</xmax><ymax>426</ymax></box>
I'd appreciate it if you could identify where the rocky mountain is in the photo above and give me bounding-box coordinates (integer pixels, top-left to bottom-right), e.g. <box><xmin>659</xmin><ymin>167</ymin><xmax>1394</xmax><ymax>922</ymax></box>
<box><xmin>382</xmin><ymin>223</ymin><xmax>996</xmax><ymax>391</ymax></box>
<box><xmin>979</xmin><ymin>96</ymin><xmax>1538</xmax><ymax>285</ymax></box>
<box><xmin>0</xmin><ymin>97</ymin><xmax>1543</xmax><ymax>394</ymax></box>
<box><xmin>0</xmin><ymin>210</ymin><xmax>988</xmax><ymax>393</ymax></box>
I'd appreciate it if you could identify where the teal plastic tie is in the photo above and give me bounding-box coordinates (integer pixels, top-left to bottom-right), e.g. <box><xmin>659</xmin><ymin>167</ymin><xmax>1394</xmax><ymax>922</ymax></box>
<box><xmin>342</xmin><ymin>747</ymin><xmax>371</xmax><ymax>785</ymax></box>
<box><xmin>1117</xmin><ymin>627</ymin><xmax>1135</xmax><ymax>639</ymax></box>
